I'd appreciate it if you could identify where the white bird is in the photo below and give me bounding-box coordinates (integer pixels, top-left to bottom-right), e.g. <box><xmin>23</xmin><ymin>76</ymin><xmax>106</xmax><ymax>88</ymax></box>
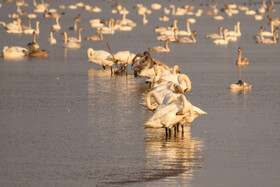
<box><xmin>170</xmin><ymin>5</ymin><xmax>185</xmax><ymax>16</ymax></box>
<box><xmin>34</xmin><ymin>0</ymin><xmax>48</xmax><ymax>13</ymax></box>
<box><xmin>91</xmin><ymin>6</ymin><xmax>102</xmax><ymax>13</ymax></box>
<box><xmin>206</xmin><ymin>26</ymin><xmax>223</xmax><ymax>39</ymax></box>
<box><xmin>157</xmin><ymin>73</ymin><xmax>192</xmax><ymax>92</ymax></box>
<box><xmin>213</xmin><ymin>29</ymin><xmax>229</xmax><ymax>45</ymax></box>
<box><xmin>159</xmin><ymin>16</ymin><xmax>169</xmax><ymax>22</ymax></box>
<box><xmin>85</xmin><ymin>29</ymin><xmax>103</xmax><ymax>41</ymax></box>
<box><xmin>149</xmin><ymin>39</ymin><xmax>170</xmax><ymax>53</ymax></box>
<box><xmin>110</xmin><ymin>51</ymin><xmax>136</xmax><ymax>66</ymax></box>
<box><xmin>69</xmin><ymin>15</ymin><xmax>81</xmax><ymax>31</ymax></box>
<box><xmin>0</xmin><ymin>18</ymin><xmax>22</xmax><ymax>33</ymax></box>
<box><xmin>151</xmin><ymin>3</ymin><xmax>161</xmax><ymax>10</ymax></box>
<box><xmin>177</xmin><ymin>20</ymin><xmax>192</xmax><ymax>36</ymax></box>
<box><xmin>52</xmin><ymin>16</ymin><xmax>61</xmax><ymax>30</ymax></box>
<box><xmin>213</xmin><ymin>15</ymin><xmax>224</xmax><ymax>20</ymax></box>
<box><xmin>257</xmin><ymin>27</ymin><xmax>278</xmax><ymax>44</ymax></box>
<box><xmin>61</xmin><ymin>32</ymin><xmax>81</xmax><ymax>48</ymax></box>
<box><xmin>227</xmin><ymin>26</ymin><xmax>238</xmax><ymax>42</ymax></box>
<box><xmin>262</xmin><ymin>22</ymin><xmax>275</xmax><ymax>36</ymax></box>
<box><xmin>146</xmin><ymin>85</ymin><xmax>184</xmax><ymax>110</ymax></box>
<box><xmin>87</xmin><ymin>48</ymin><xmax>115</xmax><ymax>69</ymax></box>
<box><xmin>230</xmin><ymin>80</ymin><xmax>251</xmax><ymax>91</ymax></box>
<box><xmin>157</xmin><ymin>28</ymin><xmax>177</xmax><ymax>42</ymax></box>
<box><xmin>89</xmin><ymin>19</ymin><xmax>104</xmax><ymax>28</ymax></box>
<box><xmin>177</xmin><ymin>31</ymin><xmax>197</xmax><ymax>43</ymax></box>
<box><xmin>23</xmin><ymin>21</ymin><xmax>40</xmax><ymax>34</ymax></box>
<box><xmin>65</xmin><ymin>28</ymin><xmax>83</xmax><ymax>43</ymax></box>
<box><xmin>227</xmin><ymin>22</ymin><xmax>241</xmax><ymax>37</ymax></box>
<box><xmin>2</xmin><ymin>46</ymin><xmax>28</xmax><ymax>59</ymax></box>
<box><xmin>164</xmin><ymin>7</ymin><xmax>170</xmax><ymax>14</ymax></box>
<box><xmin>48</xmin><ymin>29</ymin><xmax>56</xmax><ymax>44</ymax></box>
<box><xmin>151</xmin><ymin>65</ymin><xmax>180</xmax><ymax>86</ymax></box>
<box><xmin>97</xmin><ymin>19</ymin><xmax>115</xmax><ymax>34</ymax></box>
<box><xmin>144</xmin><ymin>95</ymin><xmax>197</xmax><ymax>129</ymax></box>
<box><xmin>245</xmin><ymin>7</ymin><xmax>256</xmax><ymax>15</ymax></box>
<box><xmin>236</xmin><ymin>47</ymin><xmax>249</xmax><ymax>66</ymax></box>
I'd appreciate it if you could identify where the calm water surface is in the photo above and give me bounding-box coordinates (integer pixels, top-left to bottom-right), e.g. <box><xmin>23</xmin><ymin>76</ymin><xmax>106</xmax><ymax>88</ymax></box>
<box><xmin>1</xmin><ymin>0</ymin><xmax>280</xmax><ymax>186</ymax></box>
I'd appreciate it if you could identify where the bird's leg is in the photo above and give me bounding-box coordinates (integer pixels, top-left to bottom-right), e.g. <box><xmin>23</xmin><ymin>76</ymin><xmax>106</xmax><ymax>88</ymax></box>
<box><xmin>134</xmin><ymin>70</ymin><xmax>138</xmax><ymax>77</ymax></box>
<box><xmin>174</xmin><ymin>126</ymin><xmax>177</xmax><ymax>137</ymax></box>
<box><xmin>177</xmin><ymin>123</ymin><xmax>180</xmax><ymax>132</ymax></box>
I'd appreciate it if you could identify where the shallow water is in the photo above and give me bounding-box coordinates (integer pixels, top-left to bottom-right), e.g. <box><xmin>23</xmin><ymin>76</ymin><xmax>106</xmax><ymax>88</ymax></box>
<box><xmin>1</xmin><ymin>0</ymin><xmax>280</xmax><ymax>186</ymax></box>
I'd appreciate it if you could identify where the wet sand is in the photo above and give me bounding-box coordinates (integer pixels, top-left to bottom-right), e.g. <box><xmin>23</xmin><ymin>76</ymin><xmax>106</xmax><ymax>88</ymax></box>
<box><xmin>1</xmin><ymin>0</ymin><xmax>280</xmax><ymax>186</ymax></box>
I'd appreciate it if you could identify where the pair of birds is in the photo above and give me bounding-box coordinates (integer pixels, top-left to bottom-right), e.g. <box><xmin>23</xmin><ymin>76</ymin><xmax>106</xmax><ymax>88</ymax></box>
<box><xmin>230</xmin><ymin>47</ymin><xmax>251</xmax><ymax>91</ymax></box>
<box><xmin>2</xmin><ymin>31</ymin><xmax>49</xmax><ymax>59</ymax></box>
<box><xmin>87</xmin><ymin>47</ymin><xmax>136</xmax><ymax>74</ymax></box>
<box><xmin>149</xmin><ymin>32</ymin><xmax>197</xmax><ymax>53</ymax></box>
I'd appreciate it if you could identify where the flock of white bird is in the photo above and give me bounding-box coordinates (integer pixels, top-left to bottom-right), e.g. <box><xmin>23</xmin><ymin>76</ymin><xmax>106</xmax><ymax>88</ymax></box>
<box><xmin>1</xmin><ymin>0</ymin><xmax>279</xmax><ymax>135</ymax></box>
<box><xmin>135</xmin><ymin>54</ymin><xmax>207</xmax><ymax>136</ymax></box>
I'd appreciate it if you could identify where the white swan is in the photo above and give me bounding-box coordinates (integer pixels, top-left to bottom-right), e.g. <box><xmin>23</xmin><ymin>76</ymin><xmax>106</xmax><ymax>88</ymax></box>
<box><xmin>213</xmin><ymin>15</ymin><xmax>224</xmax><ymax>20</ymax></box>
<box><xmin>151</xmin><ymin>65</ymin><xmax>180</xmax><ymax>87</ymax></box>
<box><xmin>141</xmin><ymin>12</ymin><xmax>148</xmax><ymax>24</ymax></box>
<box><xmin>65</xmin><ymin>28</ymin><xmax>83</xmax><ymax>43</ymax></box>
<box><xmin>85</xmin><ymin>29</ymin><xmax>103</xmax><ymax>41</ymax></box>
<box><xmin>177</xmin><ymin>31</ymin><xmax>196</xmax><ymax>43</ymax></box>
<box><xmin>157</xmin><ymin>73</ymin><xmax>192</xmax><ymax>91</ymax></box>
<box><xmin>236</xmin><ymin>47</ymin><xmax>249</xmax><ymax>66</ymax></box>
<box><xmin>159</xmin><ymin>16</ymin><xmax>169</xmax><ymax>22</ymax></box>
<box><xmin>170</xmin><ymin>5</ymin><xmax>185</xmax><ymax>16</ymax></box>
<box><xmin>206</xmin><ymin>26</ymin><xmax>223</xmax><ymax>39</ymax></box>
<box><xmin>144</xmin><ymin>95</ymin><xmax>195</xmax><ymax>129</ymax></box>
<box><xmin>227</xmin><ymin>22</ymin><xmax>241</xmax><ymax>37</ymax></box>
<box><xmin>213</xmin><ymin>29</ymin><xmax>229</xmax><ymax>45</ymax></box>
<box><xmin>0</xmin><ymin>18</ymin><xmax>22</xmax><ymax>33</ymax></box>
<box><xmin>146</xmin><ymin>90</ymin><xmax>207</xmax><ymax>119</ymax></box>
<box><xmin>262</xmin><ymin>22</ymin><xmax>274</xmax><ymax>36</ymax></box>
<box><xmin>69</xmin><ymin>15</ymin><xmax>81</xmax><ymax>31</ymax></box>
<box><xmin>91</xmin><ymin>6</ymin><xmax>102</xmax><ymax>13</ymax></box>
<box><xmin>89</xmin><ymin>19</ymin><xmax>104</xmax><ymax>28</ymax></box>
<box><xmin>61</xmin><ymin>32</ymin><xmax>81</xmax><ymax>48</ymax></box>
<box><xmin>177</xmin><ymin>19</ymin><xmax>192</xmax><ymax>36</ymax></box>
<box><xmin>230</xmin><ymin>80</ymin><xmax>251</xmax><ymax>91</ymax></box>
<box><xmin>257</xmin><ymin>27</ymin><xmax>278</xmax><ymax>44</ymax></box>
<box><xmin>97</xmin><ymin>19</ymin><xmax>115</xmax><ymax>34</ymax></box>
<box><xmin>27</xmin><ymin>31</ymin><xmax>40</xmax><ymax>51</ymax></box>
<box><xmin>157</xmin><ymin>28</ymin><xmax>177</xmax><ymax>42</ymax></box>
<box><xmin>48</xmin><ymin>29</ymin><xmax>56</xmax><ymax>44</ymax></box>
<box><xmin>2</xmin><ymin>46</ymin><xmax>28</xmax><ymax>59</ymax></box>
<box><xmin>110</xmin><ymin>51</ymin><xmax>136</xmax><ymax>66</ymax></box>
<box><xmin>87</xmin><ymin>48</ymin><xmax>115</xmax><ymax>69</ymax></box>
<box><xmin>146</xmin><ymin>86</ymin><xmax>184</xmax><ymax>110</ymax></box>
<box><xmin>151</xmin><ymin>3</ymin><xmax>161</xmax><ymax>10</ymax></box>
<box><xmin>245</xmin><ymin>7</ymin><xmax>256</xmax><ymax>15</ymax></box>
<box><xmin>23</xmin><ymin>21</ymin><xmax>40</xmax><ymax>34</ymax></box>
<box><xmin>52</xmin><ymin>16</ymin><xmax>61</xmax><ymax>30</ymax></box>
<box><xmin>149</xmin><ymin>39</ymin><xmax>170</xmax><ymax>53</ymax></box>
<box><xmin>227</xmin><ymin>25</ymin><xmax>238</xmax><ymax>42</ymax></box>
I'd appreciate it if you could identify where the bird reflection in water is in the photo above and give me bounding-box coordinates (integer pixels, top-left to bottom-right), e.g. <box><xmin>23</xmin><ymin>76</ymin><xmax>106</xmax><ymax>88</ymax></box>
<box><xmin>87</xmin><ymin>68</ymin><xmax>140</xmax><ymax>124</ymax></box>
<box><xmin>144</xmin><ymin>125</ymin><xmax>203</xmax><ymax>184</ymax></box>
